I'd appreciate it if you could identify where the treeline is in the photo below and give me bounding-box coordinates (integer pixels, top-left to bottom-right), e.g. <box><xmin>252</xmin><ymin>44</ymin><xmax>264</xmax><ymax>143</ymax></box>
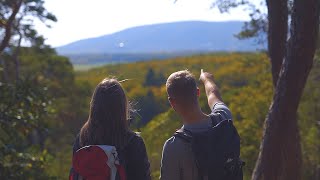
<box><xmin>1</xmin><ymin>51</ymin><xmax>319</xmax><ymax>179</ymax></box>
<box><xmin>77</xmin><ymin>53</ymin><xmax>320</xmax><ymax>180</ymax></box>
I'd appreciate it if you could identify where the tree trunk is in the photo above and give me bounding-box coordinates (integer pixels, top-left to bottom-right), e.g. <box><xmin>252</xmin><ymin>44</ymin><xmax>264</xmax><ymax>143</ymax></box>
<box><xmin>252</xmin><ymin>0</ymin><xmax>319</xmax><ymax>179</ymax></box>
<box><xmin>0</xmin><ymin>0</ymin><xmax>23</xmax><ymax>54</ymax></box>
<box><xmin>266</xmin><ymin>0</ymin><xmax>288</xmax><ymax>87</ymax></box>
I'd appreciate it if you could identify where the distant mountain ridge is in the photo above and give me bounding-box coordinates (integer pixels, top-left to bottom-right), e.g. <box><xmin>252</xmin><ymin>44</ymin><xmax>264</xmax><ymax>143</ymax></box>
<box><xmin>57</xmin><ymin>21</ymin><xmax>262</xmax><ymax>54</ymax></box>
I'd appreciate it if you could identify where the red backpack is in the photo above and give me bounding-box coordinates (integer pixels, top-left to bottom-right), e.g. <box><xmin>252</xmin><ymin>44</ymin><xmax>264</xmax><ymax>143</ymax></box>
<box><xmin>70</xmin><ymin>145</ymin><xmax>126</xmax><ymax>180</ymax></box>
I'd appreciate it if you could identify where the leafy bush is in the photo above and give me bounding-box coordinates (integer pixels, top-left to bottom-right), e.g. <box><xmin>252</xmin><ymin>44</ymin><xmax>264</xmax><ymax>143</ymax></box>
<box><xmin>0</xmin><ymin>80</ymin><xmax>56</xmax><ymax>179</ymax></box>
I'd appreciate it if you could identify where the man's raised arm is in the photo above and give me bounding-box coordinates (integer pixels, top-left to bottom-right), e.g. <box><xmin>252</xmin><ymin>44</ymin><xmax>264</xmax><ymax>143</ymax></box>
<box><xmin>199</xmin><ymin>69</ymin><xmax>223</xmax><ymax>110</ymax></box>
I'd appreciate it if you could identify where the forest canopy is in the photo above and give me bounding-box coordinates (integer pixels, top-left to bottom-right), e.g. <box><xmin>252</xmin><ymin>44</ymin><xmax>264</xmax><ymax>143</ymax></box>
<box><xmin>77</xmin><ymin>53</ymin><xmax>320</xmax><ymax>180</ymax></box>
<box><xmin>1</xmin><ymin>47</ymin><xmax>319</xmax><ymax>179</ymax></box>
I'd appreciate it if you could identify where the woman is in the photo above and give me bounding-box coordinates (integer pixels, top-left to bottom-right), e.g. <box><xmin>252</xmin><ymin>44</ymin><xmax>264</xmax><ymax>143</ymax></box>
<box><xmin>70</xmin><ymin>78</ymin><xmax>151</xmax><ymax>180</ymax></box>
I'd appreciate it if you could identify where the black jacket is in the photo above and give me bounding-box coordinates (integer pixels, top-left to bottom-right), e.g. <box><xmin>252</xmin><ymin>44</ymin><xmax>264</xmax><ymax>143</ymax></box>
<box><xmin>70</xmin><ymin>132</ymin><xmax>151</xmax><ymax>180</ymax></box>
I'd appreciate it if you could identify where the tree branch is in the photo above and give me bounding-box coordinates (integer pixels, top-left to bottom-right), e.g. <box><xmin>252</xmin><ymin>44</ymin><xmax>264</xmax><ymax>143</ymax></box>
<box><xmin>0</xmin><ymin>0</ymin><xmax>23</xmax><ymax>54</ymax></box>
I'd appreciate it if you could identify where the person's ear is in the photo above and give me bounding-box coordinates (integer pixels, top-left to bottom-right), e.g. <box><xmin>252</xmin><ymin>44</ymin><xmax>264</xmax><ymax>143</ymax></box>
<box><xmin>168</xmin><ymin>97</ymin><xmax>174</xmax><ymax>107</ymax></box>
<box><xmin>168</xmin><ymin>97</ymin><xmax>176</xmax><ymax>111</ymax></box>
<box><xmin>197</xmin><ymin>87</ymin><xmax>200</xmax><ymax>97</ymax></box>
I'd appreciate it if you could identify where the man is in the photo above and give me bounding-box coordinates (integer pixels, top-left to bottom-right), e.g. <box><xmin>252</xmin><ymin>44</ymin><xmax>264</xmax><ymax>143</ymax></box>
<box><xmin>160</xmin><ymin>69</ymin><xmax>233</xmax><ymax>180</ymax></box>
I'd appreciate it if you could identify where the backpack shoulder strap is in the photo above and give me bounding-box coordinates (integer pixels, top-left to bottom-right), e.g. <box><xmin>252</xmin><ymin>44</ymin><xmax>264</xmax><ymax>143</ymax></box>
<box><xmin>209</xmin><ymin>109</ymin><xmax>231</xmax><ymax>127</ymax></box>
<box><xmin>174</xmin><ymin>129</ymin><xmax>210</xmax><ymax>179</ymax></box>
<box><xmin>173</xmin><ymin>128</ymin><xmax>193</xmax><ymax>143</ymax></box>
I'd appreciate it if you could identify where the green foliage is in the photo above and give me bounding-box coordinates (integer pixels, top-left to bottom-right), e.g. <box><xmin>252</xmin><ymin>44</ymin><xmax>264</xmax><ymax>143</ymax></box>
<box><xmin>298</xmin><ymin>60</ymin><xmax>320</xmax><ymax>179</ymax></box>
<box><xmin>1</xmin><ymin>51</ymin><xmax>319</xmax><ymax>179</ymax></box>
<box><xmin>144</xmin><ymin>68</ymin><xmax>166</xmax><ymax>87</ymax></box>
<box><xmin>78</xmin><ymin>53</ymin><xmax>275</xmax><ymax>179</ymax></box>
<box><xmin>77</xmin><ymin>53</ymin><xmax>319</xmax><ymax>179</ymax></box>
<box><xmin>149</xmin><ymin>54</ymin><xmax>272</xmax><ymax>179</ymax></box>
<box><xmin>1</xmin><ymin>45</ymin><xmax>91</xmax><ymax>179</ymax></box>
<box><xmin>140</xmin><ymin>109</ymin><xmax>180</xmax><ymax>179</ymax></box>
<box><xmin>0</xmin><ymin>80</ymin><xmax>56</xmax><ymax>179</ymax></box>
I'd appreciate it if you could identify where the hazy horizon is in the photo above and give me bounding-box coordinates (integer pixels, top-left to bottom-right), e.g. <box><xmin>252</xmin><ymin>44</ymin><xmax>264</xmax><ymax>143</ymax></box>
<box><xmin>35</xmin><ymin>0</ymin><xmax>250</xmax><ymax>47</ymax></box>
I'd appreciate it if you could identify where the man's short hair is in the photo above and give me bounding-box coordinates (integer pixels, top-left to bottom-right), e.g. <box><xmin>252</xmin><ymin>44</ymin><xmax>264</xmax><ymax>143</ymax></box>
<box><xmin>166</xmin><ymin>70</ymin><xmax>198</xmax><ymax>105</ymax></box>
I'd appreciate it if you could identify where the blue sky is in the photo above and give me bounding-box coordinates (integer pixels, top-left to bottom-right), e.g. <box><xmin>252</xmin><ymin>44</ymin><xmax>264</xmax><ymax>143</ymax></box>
<box><xmin>35</xmin><ymin>0</ymin><xmax>250</xmax><ymax>47</ymax></box>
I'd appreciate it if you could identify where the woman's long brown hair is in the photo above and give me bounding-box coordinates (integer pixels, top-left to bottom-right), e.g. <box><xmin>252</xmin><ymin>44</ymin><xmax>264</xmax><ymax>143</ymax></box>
<box><xmin>79</xmin><ymin>78</ymin><xmax>131</xmax><ymax>148</ymax></box>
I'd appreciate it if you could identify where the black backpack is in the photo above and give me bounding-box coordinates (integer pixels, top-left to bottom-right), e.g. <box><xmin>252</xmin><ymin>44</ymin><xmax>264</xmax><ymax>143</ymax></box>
<box><xmin>174</xmin><ymin>114</ymin><xmax>245</xmax><ymax>180</ymax></box>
